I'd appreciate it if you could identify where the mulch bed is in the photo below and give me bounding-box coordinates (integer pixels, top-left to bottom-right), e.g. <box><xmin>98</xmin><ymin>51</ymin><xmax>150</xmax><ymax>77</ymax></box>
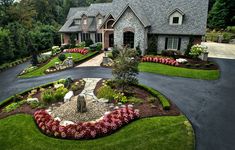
<box><xmin>178</xmin><ymin>58</ymin><xmax>219</xmax><ymax>70</ymax></box>
<box><xmin>94</xmin><ymin>79</ymin><xmax>181</xmax><ymax>118</ymax></box>
<box><xmin>0</xmin><ymin>79</ymin><xmax>85</xmax><ymax>120</ymax></box>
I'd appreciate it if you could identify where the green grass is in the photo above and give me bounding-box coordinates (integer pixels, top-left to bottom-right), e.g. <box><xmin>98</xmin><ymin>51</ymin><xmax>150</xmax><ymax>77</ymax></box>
<box><xmin>0</xmin><ymin>114</ymin><xmax>194</xmax><ymax>150</ymax></box>
<box><xmin>19</xmin><ymin>52</ymin><xmax>97</xmax><ymax>78</ymax></box>
<box><xmin>139</xmin><ymin>62</ymin><xmax>220</xmax><ymax>80</ymax></box>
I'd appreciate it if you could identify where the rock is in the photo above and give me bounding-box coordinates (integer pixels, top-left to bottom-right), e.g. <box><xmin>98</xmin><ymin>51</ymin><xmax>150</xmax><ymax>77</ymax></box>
<box><xmin>27</xmin><ymin>98</ymin><xmax>39</xmax><ymax>103</ymax></box>
<box><xmin>60</xmin><ymin>120</ymin><xmax>75</xmax><ymax>126</ymax></box>
<box><xmin>114</xmin><ymin>106</ymin><xmax>119</xmax><ymax>110</ymax></box>
<box><xmin>121</xmin><ymin>105</ymin><xmax>126</xmax><ymax>108</ymax></box>
<box><xmin>77</xmin><ymin>94</ymin><xmax>87</xmax><ymax>113</ymax></box>
<box><xmin>54</xmin><ymin>84</ymin><xmax>64</xmax><ymax>89</ymax></box>
<box><xmin>98</xmin><ymin>98</ymin><xmax>109</xmax><ymax>103</ymax></box>
<box><xmin>64</xmin><ymin>91</ymin><xmax>74</xmax><ymax>102</ymax></box>
<box><xmin>109</xmin><ymin>105</ymin><xmax>114</xmax><ymax>110</ymax></box>
<box><xmin>151</xmin><ymin>104</ymin><xmax>157</xmax><ymax>108</ymax></box>
<box><xmin>54</xmin><ymin>117</ymin><xmax>61</xmax><ymax>121</ymax></box>
<box><xmin>128</xmin><ymin>104</ymin><xmax>134</xmax><ymax>108</ymax></box>
<box><xmin>104</xmin><ymin>112</ymin><xmax>110</xmax><ymax>116</ymax></box>
<box><xmin>118</xmin><ymin>102</ymin><xmax>122</xmax><ymax>106</ymax></box>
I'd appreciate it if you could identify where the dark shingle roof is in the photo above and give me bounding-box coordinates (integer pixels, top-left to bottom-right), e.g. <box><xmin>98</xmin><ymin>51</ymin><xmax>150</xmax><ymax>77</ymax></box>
<box><xmin>59</xmin><ymin>0</ymin><xmax>208</xmax><ymax>35</ymax></box>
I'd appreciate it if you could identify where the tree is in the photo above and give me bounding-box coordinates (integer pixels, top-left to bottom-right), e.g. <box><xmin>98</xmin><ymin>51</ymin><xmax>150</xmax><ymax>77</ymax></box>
<box><xmin>112</xmin><ymin>47</ymin><xmax>140</xmax><ymax>93</ymax></box>
<box><xmin>0</xmin><ymin>28</ymin><xmax>14</xmax><ymax>64</ymax></box>
<box><xmin>208</xmin><ymin>0</ymin><xmax>235</xmax><ymax>29</ymax></box>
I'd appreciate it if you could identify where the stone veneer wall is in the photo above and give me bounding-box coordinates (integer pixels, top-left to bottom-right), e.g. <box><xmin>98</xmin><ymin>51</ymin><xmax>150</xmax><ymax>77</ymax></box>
<box><xmin>157</xmin><ymin>35</ymin><xmax>190</xmax><ymax>54</ymax></box>
<box><xmin>113</xmin><ymin>7</ymin><xmax>146</xmax><ymax>54</ymax></box>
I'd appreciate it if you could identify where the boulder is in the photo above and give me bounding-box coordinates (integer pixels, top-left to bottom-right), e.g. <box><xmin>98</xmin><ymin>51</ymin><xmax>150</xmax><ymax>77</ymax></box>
<box><xmin>77</xmin><ymin>94</ymin><xmax>87</xmax><ymax>113</ymax></box>
<box><xmin>60</xmin><ymin>120</ymin><xmax>75</xmax><ymax>126</ymax></box>
<box><xmin>54</xmin><ymin>84</ymin><xmax>64</xmax><ymax>89</ymax></box>
<box><xmin>64</xmin><ymin>91</ymin><xmax>74</xmax><ymax>102</ymax></box>
<box><xmin>27</xmin><ymin>98</ymin><xmax>39</xmax><ymax>103</ymax></box>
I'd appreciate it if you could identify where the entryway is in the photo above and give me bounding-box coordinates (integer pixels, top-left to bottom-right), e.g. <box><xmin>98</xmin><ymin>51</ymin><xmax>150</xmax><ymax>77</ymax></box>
<box><xmin>124</xmin><ymin>31</ymin><xmax>134</xmax><ymax>48</ymax></box>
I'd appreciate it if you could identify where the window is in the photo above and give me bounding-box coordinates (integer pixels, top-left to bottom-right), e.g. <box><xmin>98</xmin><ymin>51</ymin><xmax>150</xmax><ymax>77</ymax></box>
<box><xmin>81</xmin><ymin>33</ymin><xmax>90</xmax><ymax>42</ymax></box>
<box><xmin>173</xmin><ymin>17</ymin><xmax>179</xmax><ymax>24</ymax></box>
<box><xmin>166</xmin><ymin>37</ymin><xmax>181</xmax><ymax>50</ymax></box>
<box><xmin>74</xmin><ymin>19</ymin><xmax>81</xmax><ymax>25</ymax></box>
<box><xmin>83</xmin><ymin>19</ymin><xmax>87</xmax><ymax>25</ymax></box>
<box><xmin>98</xmin><ymin>18</ymin><xmax>102</xmax><ymax>25</ymax></box>
<box><xmin>95</xmin><ymin>33</ymin><xmax>102</xmax><ymax>42</ymax></box>
<box><xmin>123</xmin><ymin>32</ymin><xmax>135</xmax><ymax>48</ymax></box>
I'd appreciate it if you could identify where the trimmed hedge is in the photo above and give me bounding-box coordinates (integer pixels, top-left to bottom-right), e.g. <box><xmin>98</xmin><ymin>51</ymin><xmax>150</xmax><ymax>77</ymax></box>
<box><xmin>136</xmin><ymin>84</ymin><xmax>171</xmax><ymax>110</ymax></box>
<box><xmin>0</xmin><ymin>57</ymin><xmax>31</xmax><ymax>72</ymax></box>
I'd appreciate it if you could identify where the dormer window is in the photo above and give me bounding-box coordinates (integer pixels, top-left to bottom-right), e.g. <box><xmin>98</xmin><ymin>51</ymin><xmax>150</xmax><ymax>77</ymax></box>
<box><xmin>74</xmin><ymin>19</ymin><xmax>81</xmax><ymax>25</ymax></box>
<box><xmin>169</xmin><ymin>9</ymin><xmax>184</xmax><ymax>25</ymax></box>
<box><xmin>83</xmin><ymin>18</ymin><xmax>87</xmax><ymax>25</ymax></box>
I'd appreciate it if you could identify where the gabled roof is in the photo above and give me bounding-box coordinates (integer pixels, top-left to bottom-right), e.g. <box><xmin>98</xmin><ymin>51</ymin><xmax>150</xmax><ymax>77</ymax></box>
<box><xmin>60</xmin><ymin>0</ymin><xmax>209</xmax><ymax>36</ymax></box>
<box><xmin>169</xmin><ymin>8</ymin><xmax>185</xmax><ymax>16</ymax></box>
<box><xmin>99</xmin><ymin>13</ymin><xmax>114</xmax><ymax>29</ymax></box>
<box><xmin>112</xmin><ymin>4</ymin><xmax>151</xmax><ymax>28</ymax></box>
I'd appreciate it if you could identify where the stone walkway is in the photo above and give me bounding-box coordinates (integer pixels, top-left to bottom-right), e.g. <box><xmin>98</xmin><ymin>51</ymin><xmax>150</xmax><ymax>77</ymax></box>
<box><xmin>49</xmin><ymin>78</ymin><xmax>110</xmax><ymax>122</ymax></box>
<box><xmin>76</xmin><ymin>53</ymin><xmax>104</xmax><ymax>67</ymax></box>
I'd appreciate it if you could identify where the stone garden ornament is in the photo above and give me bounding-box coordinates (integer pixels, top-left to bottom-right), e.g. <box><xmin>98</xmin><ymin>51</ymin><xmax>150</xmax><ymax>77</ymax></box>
<box><xmin>77</xmin><ymin>94</ymin><xmax>87</xmax><ymax>113</ymax></box>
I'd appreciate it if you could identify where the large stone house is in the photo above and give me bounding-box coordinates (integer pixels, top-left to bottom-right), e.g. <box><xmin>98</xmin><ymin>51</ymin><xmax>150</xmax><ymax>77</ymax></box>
<box><xmin>59</xmin><ymin>0</ymin><xmax>209</xmax><ymax>54</ymax></box>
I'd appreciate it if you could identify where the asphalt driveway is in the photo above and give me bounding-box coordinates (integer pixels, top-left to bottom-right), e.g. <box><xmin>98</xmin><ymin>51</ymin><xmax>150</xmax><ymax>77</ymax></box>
<box><xmin>0</xmin><ymin>43</ymin><xmax>235</xmax><ymax>150</ymax></box>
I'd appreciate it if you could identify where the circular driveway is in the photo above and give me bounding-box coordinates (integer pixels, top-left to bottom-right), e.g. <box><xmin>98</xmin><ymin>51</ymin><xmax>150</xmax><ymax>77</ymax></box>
<box><xmin>0</xmin><ymin>57</ymin><xmax>235</xmax><ymax>149</ymax></box>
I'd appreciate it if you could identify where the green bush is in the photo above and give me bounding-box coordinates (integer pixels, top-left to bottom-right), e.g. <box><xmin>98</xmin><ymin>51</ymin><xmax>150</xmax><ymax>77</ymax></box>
<box><xmin>112</xmin><ymin>48</ymin><xmax>120</xmax><ymax>59</ymax></box>
<box><xmin>54</xmin><ymin>87</ymin><xmax>68</xmax><ymax>101</ymax></box>
<box><xmin>96</xmin><ymin>43</ymin><xmax>102</xmax><ymax>51</ymax></box>
<box><xmin>85</xmin><ymin>39</ymin><xmax>94</xmax><ymax>47</ymax></box>
<box><xmin>58</xmin><ymin>53</ymin><xmax>66</xmax><ymax>62</ymax></box>
<box><xmin>41</xmin><ymin>89</ymin><xmax>55</xmax><ymax>103</ymax></box>
<box><xmin>148</xmin><ymin>97</ymin><xmax>157</xmax><ymax>103</ymax></box>
<box><xmin>128</xmin><ymin>97</ymin><xmax>143</xmax><ymax>104</ymax></box>
<box><xmin>113</xmin><ymin>93</ymin><xmax>128</xmax><ymax>104</ymax></box>
<box><xmin>76</xmin><ymin>42</ymin><xmax>86</xmax><ymax>48</ymax></box>
<box><xmin>107</xmin><ymin>52</ymin><xmax>113</xmax><ymax>59</ymax></box>
<box><xmin>3</xmin><ymin>100</ymin><xmax>26</xmax><ymax>113</ymax></box>
<box><xmin>27</xmin><ymin>101</ymin><xmax>44</xmax><ymax>109</ymax></box>
<box><xmin>97</xmin><ymin>86</ymin><xmax>115</xmax><ymax>101</ymax></box>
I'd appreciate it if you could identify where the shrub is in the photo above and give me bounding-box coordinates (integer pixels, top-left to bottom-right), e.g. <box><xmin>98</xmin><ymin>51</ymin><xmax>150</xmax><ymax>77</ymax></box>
<box><xmin>42</xmin><ymin>89</ymin><xmax>55</xmax><ymax>103</ymax></box>
<box><xmin>3</xmin><ymin>100</ymin><xmax>26</xmax><ymax>112</ymax></box>
<box><xmin>128</xmin><ymin>97</ymin><xmax>143</xmax><ymax>104</ymax></box>
<box><xmin>96</xmin><ymin>43</ymin><xmax>102</xmax><ymax>51</ymax></box>
<box><xmin>58</xmin><ymin>54</ymin><xmax>66</xmax><ymax>62</ymax></box>
<box><xmin>107</xmin><ymin>52</ymin><xmax>113</xmax><ymax>59</ymax></box>
<box><xmin>148</xmin><ymin>97</ymin><xmax>157</xmax><ymax>103</ymax></box>
<box><xmin>27</xmin><ymin>101</ymin><xmax>44</xmax><ymax>109</ymax></box>
<box><xmin>97</xmin><ymin>86</ymin><xmax>115</xmax><ymax>101</ymax></box>
<box><xmin>85</xmin><ymin>39</ymin><xmax>94</xmax><ymax>47</ymax></box>
<box><xmin>141</xmin><ymin>56</ymin><xmax>179</xmax><ymax>67</ymax></box>
<box><xmin>189</xmin><ymin>44</ymin><xmax>207</xmax><ymax>59</ymax></box>
<box><xmin>76</xmin><ymin>42</ymin><xmax>86</xmax><ymax>48</ymax></box>
<box><xmin>13</xmin><ymin>94</ymin><xmax>24</xmax><ymax>102</ymax></box>
<box><xmin>71</xmin><ymin>82</ymin><xmax>84</xmax><ymax>91</ymax></box>
<box><xmin>112</xmin><ymin>48</ymin><xmax>120</xmax><ymax>59</ymax></box>
<box><xmin>57</xmin><ymin>79</ymin><xmax>66</xmax><ymax>84</ymax></box>
<box><xmin>113</xmin><ymin>93</ymin><xmax>128</xmax><ymax>104</ymax></box>
<box><xmin>54</xmin><ymin>87</ymin><xmax>69</xmax><ymax>101</ymax></box>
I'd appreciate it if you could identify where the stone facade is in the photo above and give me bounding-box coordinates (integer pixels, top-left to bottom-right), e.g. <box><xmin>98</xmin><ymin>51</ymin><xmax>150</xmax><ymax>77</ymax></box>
<box><xmin>113</xmin><ymin>7</ymin><xmax>146</xmax><ymax>54</ymax></box>
<box><xmin>157</xmin><ymin>35</ymin><xmax>190</xmax><ymax>54</ymax></box>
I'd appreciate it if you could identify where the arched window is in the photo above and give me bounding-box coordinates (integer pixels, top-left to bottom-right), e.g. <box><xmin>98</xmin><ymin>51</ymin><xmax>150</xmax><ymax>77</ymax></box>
<box><xmin>123</xmin><ymin>31</ymin><xmax>135</xmax><ymax>48</ymax></box>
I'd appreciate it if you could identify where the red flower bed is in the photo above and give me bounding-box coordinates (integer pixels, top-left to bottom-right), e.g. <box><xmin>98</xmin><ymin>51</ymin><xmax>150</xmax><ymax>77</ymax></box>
<box><xmin>34</xmin><ymin>107</ymin><xmax>140</xmax><ymax>139</ymax></box>
<box><xmin>64</xmin><ymin>48</ymin><xmax>89</xmax><ymax>55</ymax></box>
<box><xmin>142</xmin><ymin>56</ymin><xmax>179</xmax><ymax>67</ymax></box>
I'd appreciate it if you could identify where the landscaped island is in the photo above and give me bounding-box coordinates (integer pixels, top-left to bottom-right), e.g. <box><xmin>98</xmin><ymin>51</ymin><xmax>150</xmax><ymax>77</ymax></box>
<box><xmin>0</xmin><ymin>77</ymin><xmax>194</xmax><ymax>150</ymax></box>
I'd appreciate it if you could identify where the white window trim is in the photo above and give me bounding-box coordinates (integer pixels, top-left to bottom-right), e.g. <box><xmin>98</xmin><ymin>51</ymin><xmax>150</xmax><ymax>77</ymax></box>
<box><xmin>98</xmin><ymin>18</ymin><xmax>102</xmax><ymax>25</ymax></box>
<box><xmin>74</xmin><ymin>19</ymin><xmax>81</xmax><ymax>25</ymax></box>
<box><xmin>167</xmin><ymin>37</ymin><xmax>179</xmax><ymax>50</ymax></box>
<box><xmin>169</xmin><ymin>11</ymin><xmax>183</xmax><ymax>25</ymax></box>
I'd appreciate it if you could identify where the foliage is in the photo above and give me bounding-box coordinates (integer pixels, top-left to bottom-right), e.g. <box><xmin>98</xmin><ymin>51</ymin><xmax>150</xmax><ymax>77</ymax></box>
<box><xmin>208</xmin><ymin>0</ymin><xmax>235</xmax><ymax>29</ymax></box>
<box><xmin>69</xmin><ymin>33</ymin><xmax>76</xmax><ymax>48</ymax></box>
<box><xmin>146</xmin><ymin>34</ymin><xmax>158</xmax><ymax>55</ymax></box>
<box><xmin>185</xmin><ymin>37</ymin><xmax>194</xmax><ymax>57</ymax></box>
<box><xmin>97</xmin><ymin>86</ymin><xmax>116</xmax><ymax>101</ymax></box>
<box><xmin>41</xmin><ymin>89</ymin><xmax>55</xmax><ymax>103</ymax></box>
<box><xmin>58</xmin><ymin>53</ymin><xmax>66</xmax><ymax>61</ymax></box>
<box><xmin>113</xmin><ymin>93</ymin><xmax>128</xmax><ymax>104</ymax></box>
<box><xmin>206</xmin><ymin>31</ymin><xmax>234</xmax><ymax>43</ymax></box>
<box><xmin>111</xmin><ymin>48</ymin><xmax>120</xmax><ymax>59</ymax></box>
<box><xmin>112</xmin><ymin>47</ymin><xmax>140</xmax><ymax>92</ymax></box>
<box><xmin>27</xmin><ymin>101</ymin><xmax>44</xmax><ymax>109</ymax></box>
<box><xmin>85</xmin><ymin>39</ymin><xmax>94</xmax><ymax>47</ymax></box>
<box><xmin>189</xmin><ymin>44</ymin><xmax>208</xmax><ymax>59</ymax></box>
<box><xmin>3</xmin><ymin>100</ymin><xmax>26</xmax><ymax>112</ymax></box>
<box><xmin>148</xmin><ymin>97</ymin><xmax>158</xmax><ymax>103</ymax></box>
<box><xmin>0</xmin><ymin>28</ymin><xmax>14</xmax><ymax>64</ymax></box>
<box><xmin>128</xmin><ymin>97</ymin><xmax>143</xmax><ymax>104</ymax></box>
<box><xmin>161</xmin><ymin>50</ymin><xmax>181</xmax><ymax>59</ymax></box>
<box><xmin>76</xmin><ymin>41</ymin><xmax>86</xmax><ymax>48</ymax></box>
<box><xmin>52</xmin><ymin>46</ymin><xmax>61</xmax><ymax>56</ymax></box>
<box><xmin>54</xmin><ymin>87</ymin><xmax>69</xmax><ymax>101</ymax></box>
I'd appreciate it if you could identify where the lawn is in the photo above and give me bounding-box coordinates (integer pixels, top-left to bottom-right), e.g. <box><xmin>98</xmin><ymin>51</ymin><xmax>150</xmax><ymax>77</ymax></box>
<box><xmin>139</xmin><ymin>62</ymin><xmax>220</xmax><ymax>80</ymax></box>
<box><xmin>0</xmin><ymin>114</ymin><xmax>194</xmax><ymax>150</ymax></box>
<box><xmin>19</xmin><ymin>52</ymin><xmax>97</xmax><ymax>78</ymax></box>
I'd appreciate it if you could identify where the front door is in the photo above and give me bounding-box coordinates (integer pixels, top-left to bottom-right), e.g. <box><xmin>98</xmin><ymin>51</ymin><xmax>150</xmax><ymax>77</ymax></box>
<box><xmin>109</xmin><ymin>34</ymin><xmax>114</xmax><ymax>47</ymax></box>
